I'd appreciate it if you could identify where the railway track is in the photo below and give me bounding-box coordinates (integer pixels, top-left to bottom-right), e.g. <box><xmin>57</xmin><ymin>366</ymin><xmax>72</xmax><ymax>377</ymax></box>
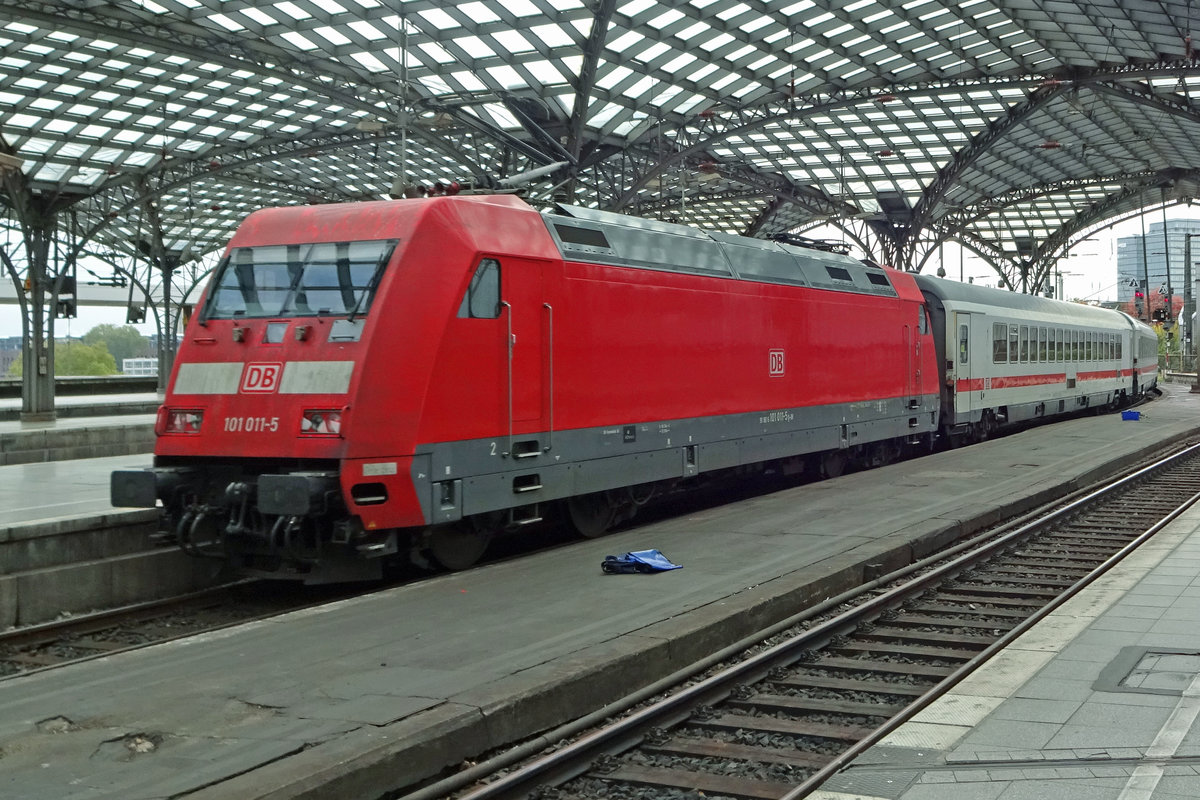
<box><xmin>0</xmin><ymin>582</ymin><xmax>357</xmax><ymax>679</ymax></box>
<box><xmin>420</xmin><ymin>439</ymin><xmax>1200</xmax><ymax>800</ymax></box>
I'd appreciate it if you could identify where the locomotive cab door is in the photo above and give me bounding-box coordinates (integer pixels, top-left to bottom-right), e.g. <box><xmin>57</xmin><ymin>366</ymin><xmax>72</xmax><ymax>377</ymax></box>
<box><xmin>500</xmin><ymin>259</ymin><xmax>547</xmax><ymax>449</ymax></box>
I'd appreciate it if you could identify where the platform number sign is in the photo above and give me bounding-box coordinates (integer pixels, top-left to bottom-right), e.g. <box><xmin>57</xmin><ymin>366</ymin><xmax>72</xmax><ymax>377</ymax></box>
<box><xmin>769</xmin><ymin>349</ymin><xmax>785</xmax><ymax>377</ymax></box>
<box><xmin>240</xmin><ymin>362</ymin><xmax>283</xmax><ymax>393</ymax></box>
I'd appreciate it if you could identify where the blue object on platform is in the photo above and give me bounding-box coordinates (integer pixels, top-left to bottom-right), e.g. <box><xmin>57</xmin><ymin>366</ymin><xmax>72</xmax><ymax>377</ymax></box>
<box><xmin>601</xmin><ymin>549</ymin><xmax>683</xmax><ymax>574</ymax></box>
<box><xmin>1122</xmin><ymin>410</ymin><xmax>1141</xmax><ymax>421</ymax></box>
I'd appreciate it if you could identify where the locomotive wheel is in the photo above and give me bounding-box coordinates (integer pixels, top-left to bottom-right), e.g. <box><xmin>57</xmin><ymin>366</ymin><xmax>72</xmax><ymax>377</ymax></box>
<box><xmin>567</xmin><ymin>492</ymin><xmax>618</xmax><ymax>538</ymax></box>
<box><xmin>820</xmin><ymin>451</ymin><xmax>848</xmax><ymax>479</ymax></box>
<box><xmin>428</xmin><ymin>522</ymin><xmax>491</xmax><ymax>571</ymax></box>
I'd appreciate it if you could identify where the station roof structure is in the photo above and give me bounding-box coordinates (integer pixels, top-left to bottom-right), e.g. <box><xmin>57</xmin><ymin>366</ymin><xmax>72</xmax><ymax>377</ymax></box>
<box><xmin>4</xmin><ymin>0</ymin><xmax>1200</xmax><ymax>299</ymax></box>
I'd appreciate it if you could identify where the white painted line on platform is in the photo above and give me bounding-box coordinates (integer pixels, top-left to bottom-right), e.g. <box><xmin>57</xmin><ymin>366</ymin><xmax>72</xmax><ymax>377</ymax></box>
<box><xmin>1117</xmin><ymin>671</ymin><xmax>1200</xmax><ymax>800</ymax></box>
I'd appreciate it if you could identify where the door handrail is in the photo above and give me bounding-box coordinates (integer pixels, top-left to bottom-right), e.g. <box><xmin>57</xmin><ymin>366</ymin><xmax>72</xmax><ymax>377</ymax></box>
<box><xmin>501</xmin><ymin>300</ymin><xmax>512</xmax><ymax>457</ymax></box>
<box><xmin>543</xmin><ymin>302</ymin><xmax>554</xmax><ymax>453</ymax></box>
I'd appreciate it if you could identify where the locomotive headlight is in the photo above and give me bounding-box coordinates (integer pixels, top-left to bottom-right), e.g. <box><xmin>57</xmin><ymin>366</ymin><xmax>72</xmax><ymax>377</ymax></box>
<box><xmin>300</xmin><ymin>409</ymin><xmax>343</xmax><ymax>436</ymax></box>
<box><xmin>160</xmin><ymin>408</ymin><xmax>204</xmax><ymax>434</ymax></box>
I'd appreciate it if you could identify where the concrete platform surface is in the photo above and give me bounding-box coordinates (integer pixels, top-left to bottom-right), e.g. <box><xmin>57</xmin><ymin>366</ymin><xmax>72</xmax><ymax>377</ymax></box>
<box><xmin>0</xmin><ymin>412</ymin><xmax>155</xmax><ymax>464</ymax></box>
<box><xmin>0</xmin><ymin>453</ymin><xmax>150</xmax><ymax>527</ymax></box>
<box><xmin>0</xmin><ymin>392</ymin><xmax>160</xmax><ymax>424</ymax></box>
<box><xmin>0</xmin><ymin>391</ymin><xmax>161</xmax><ymax>410</ymax></box>
<box><xmin>2</xmin><ymin>387</ymin><xmax>1199</xmax><ymax>800</ymax></box>
<box><xmin>819</xmin><ymin>484</ymin><xmax>1200</xmax><ymax>800</ymax></box>
<box><xmin>0</xmin><ymin>452</ymin><xmax>223</xmax><ymax>629</ymax></box>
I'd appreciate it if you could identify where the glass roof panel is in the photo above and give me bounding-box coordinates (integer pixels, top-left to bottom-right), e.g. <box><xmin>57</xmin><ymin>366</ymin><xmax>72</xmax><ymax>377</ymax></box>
<box><xmin>0</xmin><ymin>0</ymin><xmax>1195</xmax><ymax>289</ymax></box>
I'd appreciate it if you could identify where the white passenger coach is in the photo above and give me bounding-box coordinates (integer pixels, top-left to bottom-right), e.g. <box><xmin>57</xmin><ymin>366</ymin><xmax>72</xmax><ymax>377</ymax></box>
<box><xmin>914</xmin><ymin>274</ymin><xmax>1159</xmax><ymax>442</ymax></box>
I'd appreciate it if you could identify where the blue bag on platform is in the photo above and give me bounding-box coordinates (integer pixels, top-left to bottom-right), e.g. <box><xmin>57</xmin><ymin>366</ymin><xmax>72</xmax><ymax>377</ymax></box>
<box><xmin>601</xmin><ymin>549</ymin><xmax>682</xmax><ymax>574</ymax></box>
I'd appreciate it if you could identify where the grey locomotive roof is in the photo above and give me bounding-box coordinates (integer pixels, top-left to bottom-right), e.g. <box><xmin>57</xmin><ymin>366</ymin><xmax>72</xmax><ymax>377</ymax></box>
<box><xmin>546</xmin><ymin>204</ymin><xmax>898</xmax><ymax>300</ymax></box>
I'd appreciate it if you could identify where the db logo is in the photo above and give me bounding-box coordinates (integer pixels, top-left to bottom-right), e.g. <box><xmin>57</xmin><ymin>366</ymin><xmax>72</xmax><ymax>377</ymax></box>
<box><xmin>769</xmin><ymin>349</ymin><xmax>785</xmax><ymax>377</ymax></box>
<box><xmin>240</xmin><ymin>362</ymin><xmax>283</xmax><ymax>393</ymax></box>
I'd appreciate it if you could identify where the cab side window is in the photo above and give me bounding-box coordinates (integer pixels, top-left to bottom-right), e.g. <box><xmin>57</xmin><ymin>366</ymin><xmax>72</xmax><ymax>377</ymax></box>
<box><xmin>458</xmin><ymin>258</ymin><xmax>501</xmax><ymax>319</ymax></box>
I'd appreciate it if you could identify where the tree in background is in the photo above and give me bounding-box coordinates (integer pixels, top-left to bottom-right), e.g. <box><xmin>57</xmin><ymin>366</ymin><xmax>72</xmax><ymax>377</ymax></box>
<box><xmin>1123</xmin><ymin>289</ymin><xmax>1183</xmax><ymax>324</ymax></box>
<box><xmin>82</xmin><ymin>324</ymin><xmax>152</xmax><ymax>369</ymax></box>
<box><xmin>8</xmin><ymin>341</ymin><xmax>117</xmax><ymax>377</ymax></box>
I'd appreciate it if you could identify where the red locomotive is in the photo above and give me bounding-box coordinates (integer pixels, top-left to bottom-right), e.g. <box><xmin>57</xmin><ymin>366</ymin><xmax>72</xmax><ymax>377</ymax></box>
<box><xmin>111</xmin><ymin>195</ymin><xmax>1153</xmax><ymax>581</ymax></box>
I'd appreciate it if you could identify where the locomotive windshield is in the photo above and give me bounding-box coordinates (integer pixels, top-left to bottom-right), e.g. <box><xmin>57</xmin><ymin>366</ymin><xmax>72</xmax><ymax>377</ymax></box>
<box><xmin>203</xmin><ymin>239</ymin><xmax>397</xmax><ymax>320</ymax></box>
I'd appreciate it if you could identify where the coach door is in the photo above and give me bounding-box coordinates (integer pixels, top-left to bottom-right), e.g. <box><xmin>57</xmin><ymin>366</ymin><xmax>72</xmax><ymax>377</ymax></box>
<box><xmin>955</xmin><ymin>312</ymin><xmax>974</xmax><ymax>416</ymax></box>
<box><xmin>501</xmin><ymin>260</ymin><xmax>547</xmax><ymax>450</ymax></box>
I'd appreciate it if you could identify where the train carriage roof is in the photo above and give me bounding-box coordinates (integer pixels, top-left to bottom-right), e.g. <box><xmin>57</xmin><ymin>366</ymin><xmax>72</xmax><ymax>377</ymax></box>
<box><xmin>913</xmin><ymin>273</ymin><xmax>1135</xmax><ymax>329</ymax></box>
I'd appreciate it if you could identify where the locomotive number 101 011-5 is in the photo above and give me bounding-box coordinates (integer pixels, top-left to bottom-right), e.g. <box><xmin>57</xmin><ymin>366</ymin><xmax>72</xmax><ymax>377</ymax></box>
<box><xmin>223</xmin><ymin>416</ymin><xmax>280</xmax><ymax>433</ymax></box>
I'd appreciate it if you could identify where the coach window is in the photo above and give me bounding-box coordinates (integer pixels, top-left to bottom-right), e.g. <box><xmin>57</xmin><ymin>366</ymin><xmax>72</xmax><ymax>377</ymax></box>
<box><xmin>458</xmin><ymin>258</ymin><xmax>501</xmax><ymax>319</ymax></box>
<box><xmin>1117</xmin><ymin>336</ymin><xmax>1122</xmax><ymax>359</ymax></box>
<box><xmin>959</xmin><ymin>323</ymin><xmax>969</xmax><ymax>364</ymax></box>
<box><xmin>1056</xmin><ymin>329</ymin><xmax>1064</xmax><ymax>361</ymax></box>
<box><xmin>1008</xmin><ymin>325</ymin><xmax>1019</xmax><ymax>362</ymax></box>
<box><xmin>1019</xmin><ymin>325</ymin><xmax>1029</xmax><ymax>362</ymax></box>
<box><xmin>993</xmin><ymin>323</ymin><xmax>1007</xmax><ymax>362</ymax></box>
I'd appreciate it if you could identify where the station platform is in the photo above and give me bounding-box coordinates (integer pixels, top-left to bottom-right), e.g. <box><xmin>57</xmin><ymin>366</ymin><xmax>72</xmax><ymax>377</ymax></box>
<box><xmin>818</xmin><ymin>475</ymin><xmax>1200</xmax><ymax>800</ymax></box>
<box><xmin>0</xmin><ymin>397</ymin><xmax>156</xmax><ymax>464</ymax></box>
<box><xmin>3</xmin><ymin>387</ymin><xmax>1200</xmax><ymax>800</ymax></box>
<box><xmin>0</xmin><ymin>390</ymin><xmax>160</xmax><ymax>422</ymax></box>
<box><xmin>0</xmin><ymin>453</ymin><xmax>218</xmax><ymax>629</ymax></box>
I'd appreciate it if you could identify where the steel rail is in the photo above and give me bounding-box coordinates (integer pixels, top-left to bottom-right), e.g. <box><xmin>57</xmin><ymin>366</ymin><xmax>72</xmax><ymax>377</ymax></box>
<box><xmin>783</xmin><ymin>447</ymin><xmax>1200</xmax><ymax>798</ymax></box>
<box><xmin>442</xmin><ymin>440</ymin><xmax>1200</xmax><ymax>800</ymax></box>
